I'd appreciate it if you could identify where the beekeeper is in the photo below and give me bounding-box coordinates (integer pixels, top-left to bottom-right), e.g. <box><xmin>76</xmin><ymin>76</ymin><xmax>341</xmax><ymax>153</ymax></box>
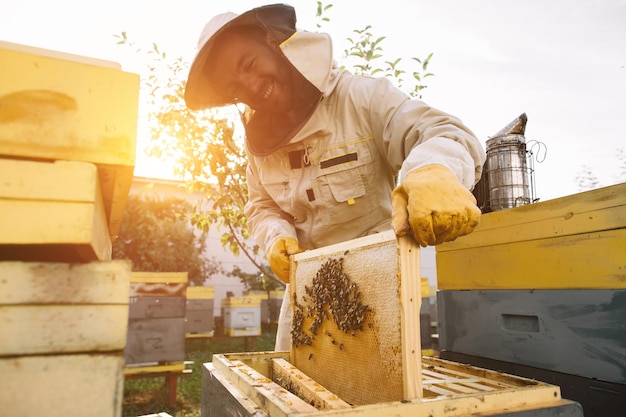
<box><xmin>184</xmin><ymin>4</ymin><xmax>486</xmax><ymax>350</ymax></box>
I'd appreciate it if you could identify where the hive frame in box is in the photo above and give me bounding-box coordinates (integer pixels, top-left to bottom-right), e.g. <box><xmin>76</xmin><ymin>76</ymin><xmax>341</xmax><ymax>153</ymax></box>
<box><xmin>207</xmin><ymin>352</ymin><xmax>581</xmax><ymax>417</ymax></box>
<box><xmin>288</xmin><ymin>230</ymin><xmax>422</xmax><ymax>405</ymax></box>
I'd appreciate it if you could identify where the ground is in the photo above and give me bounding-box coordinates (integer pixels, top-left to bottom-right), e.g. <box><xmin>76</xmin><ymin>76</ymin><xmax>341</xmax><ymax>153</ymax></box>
<box><xmin>122</xmin><ymin>326</ymin><xmax>277</xmax><ymax>417</ymax></box>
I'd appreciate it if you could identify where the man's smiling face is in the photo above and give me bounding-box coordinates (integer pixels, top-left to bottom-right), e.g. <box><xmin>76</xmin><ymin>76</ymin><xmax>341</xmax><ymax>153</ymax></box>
<box><xmin>207</xmin><ymin>27</ymin><xmax>294</xmax><ymax>113</ymax></box>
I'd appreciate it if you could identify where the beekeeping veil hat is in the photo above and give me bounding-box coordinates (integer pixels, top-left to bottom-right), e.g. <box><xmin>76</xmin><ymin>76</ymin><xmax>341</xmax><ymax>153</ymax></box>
<box><xmin>184</xmin><ymin>3</ymin><xmax>299</xmax><ymax>110</ymax></box>
<box><xmin>184</xmin><ymin>4</ymin><xmax>324</xmax><ymax>156</ymax></box>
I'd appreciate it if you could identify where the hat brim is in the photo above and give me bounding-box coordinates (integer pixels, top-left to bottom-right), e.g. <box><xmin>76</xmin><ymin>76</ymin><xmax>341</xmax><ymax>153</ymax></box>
<box><xmin>184</xmin><ymin>4</ymin><xmax>297</xmax><ymax>110</ymax></box>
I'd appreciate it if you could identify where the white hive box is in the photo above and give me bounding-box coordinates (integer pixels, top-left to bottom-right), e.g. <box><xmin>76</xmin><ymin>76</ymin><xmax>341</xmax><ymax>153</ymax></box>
<box><xmin>223</xmin><ymin>297</ymin><xmax>262</xmax><ymax>336</ymax></box>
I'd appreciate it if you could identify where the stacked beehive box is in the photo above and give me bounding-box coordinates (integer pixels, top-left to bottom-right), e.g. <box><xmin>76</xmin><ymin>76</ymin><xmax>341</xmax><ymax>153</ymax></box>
<box><xmin>125</xmin><ymin>272</ymin><xmax>188</xmax><ymax>365</ymax></box>
<box><xmin>436</xmin><ymin>182</ymin><xmax>626</xmax><ymax>417</ymax></box>
<box><xmin>0</xmin><ymin>261</ymin><xmax>132</xmax><ymax>416</ymax></box>
<box><xmin>0</xmin><ymin>41</ymin><xmax>139</xmax><ymax>417</ymax></box>
<box><xmin>185</xmin><ymin>286</ymin><xmax>215</xmax><ymax>335</ymax></box>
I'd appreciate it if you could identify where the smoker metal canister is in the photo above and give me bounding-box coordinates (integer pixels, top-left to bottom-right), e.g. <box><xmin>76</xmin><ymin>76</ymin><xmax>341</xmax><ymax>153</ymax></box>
<box><xmin>485</xmin><ymin>133</ymin><xmax>531</xmax><ymax>211</ymax></box>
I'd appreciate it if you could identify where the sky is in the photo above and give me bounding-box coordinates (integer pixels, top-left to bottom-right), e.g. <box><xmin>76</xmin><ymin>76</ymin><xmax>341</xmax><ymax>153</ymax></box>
<box><xmin>2</xmin><ymin>0</ymin><xmax>625</xmax><ymax>202</ymax></box>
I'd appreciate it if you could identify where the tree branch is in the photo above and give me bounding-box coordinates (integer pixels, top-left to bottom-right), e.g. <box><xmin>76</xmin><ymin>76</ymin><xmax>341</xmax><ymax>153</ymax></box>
<box><xmin>226</xmin><ymin>222</ymin><xmax>284</xmax><ymax>286</ymax></box>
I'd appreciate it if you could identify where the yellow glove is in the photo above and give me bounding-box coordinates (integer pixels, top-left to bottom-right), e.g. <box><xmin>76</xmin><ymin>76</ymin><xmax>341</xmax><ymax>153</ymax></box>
<box><xmin>267</xmin><ymin>237</ymin><xmax>302</xmax><ymax>283</ymax></box>
<box><xmin>391</xmin><ymin>164</ymin><xmax>481</xmax><ymax>247</ymax></box>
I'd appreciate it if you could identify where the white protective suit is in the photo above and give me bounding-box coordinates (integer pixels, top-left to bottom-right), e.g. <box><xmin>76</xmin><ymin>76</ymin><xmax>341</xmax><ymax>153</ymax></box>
<box><xmin>241</xmin><ymin>31</ymin><xmax>486</xmax><ymax>351</ymax></box>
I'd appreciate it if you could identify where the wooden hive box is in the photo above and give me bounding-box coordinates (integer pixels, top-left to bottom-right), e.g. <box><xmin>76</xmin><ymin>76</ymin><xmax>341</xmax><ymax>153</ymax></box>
<box><xmin>0</xmin><ymin>158</ymin><xmax>111</xmax><ymax>262</ymax></box>
<box><xmin>205</xmin><ymin>352</ymin><xmax>583</xmax><ymax>417</ymax></box>
<box><xmin>0</xmin><ymin>41</ymin><xmax>140</xmax><ymax>239</ymax></box>
<box><xmin>0</xmin><ymin>353</ymin><xmax>126</xmax><ymax>417</ymax></box>
<box><xmin>0</xmin><ymin>260</ymin><xmax>131</xmax><ymax>417</ymax></box>
<box><xmin>185</xmin><ymin>286</ymin><xmax>215</xmax><ymax>335</ymax></box>
<box><xmin>125</xmin><ymin>272</ymin><xmax>188</xmax><ymax>365</ymax></box>
<box><xmin>0</xmin><ymin>260</ymin><xmax>131</xmax><ymax>356</ymax></box>
<box><xmin>436</xmin><ymin>182</ymin><xmax>626</xmax><ymax>290</ymax></box>
<box><xmin>289</xmin><ymin>230</ymin><xmax>422</xmax><ymax>405</ymax></box>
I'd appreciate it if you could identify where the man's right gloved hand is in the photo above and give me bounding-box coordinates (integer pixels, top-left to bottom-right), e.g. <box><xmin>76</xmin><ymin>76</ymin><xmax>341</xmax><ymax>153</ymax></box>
<box><xmin>266</xmin><ymin>237</ymin><xmax>301</xmax><ymax>283</ymax></box>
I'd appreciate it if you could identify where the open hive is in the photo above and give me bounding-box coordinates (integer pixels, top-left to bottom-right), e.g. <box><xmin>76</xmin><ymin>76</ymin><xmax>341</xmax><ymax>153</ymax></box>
<box><xmin>202</xmin><ymin>231</ymin><xmax>580</xmax><ymax>417</ymax></box>
<box><xmin>206</xmin><ymin>352</ymin><xmax>578</xmax><ymax>417</ymax></box>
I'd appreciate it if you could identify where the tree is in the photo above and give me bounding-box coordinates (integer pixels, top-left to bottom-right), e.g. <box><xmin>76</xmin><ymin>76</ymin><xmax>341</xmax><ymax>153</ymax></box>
<box><xmin>112</xmin><ymin>194</ymin><xmax>220</xmax><ymax>286</ymax></box>
<box><xmin>115</xmin><ymin>1</ymin><xmax>435</xmax><ymax>283</ymax></box>
<box><xmin>229</xmin><ymin>266</ymin><xmax>284</xmax><ymax>293</ymax></box>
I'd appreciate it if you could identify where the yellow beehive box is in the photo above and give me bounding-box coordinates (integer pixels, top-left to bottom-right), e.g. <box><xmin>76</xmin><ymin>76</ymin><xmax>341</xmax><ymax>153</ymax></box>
<box><xmin>223</xmin><ymin>296</ymin><xmax>261</xmax><ymax>308</ymax></box>
<box><xmin>0</xmin><ymin>353</ymin><xmax>125</xmax><ymax>417</ymax></box>
<box><xmin>436</xmin><ymin>182</ymin><xmax>626</xmax><ymax>290</ymax></box>
<box><xmin>0</xmin><ymin>158</ymin><xmax>111</xmax><ymax>261</ymax></box>
<box><xmin>0</xmin><ymin>260</ymin><xmax>131</xmax><ymax>356</ymax></box>
<box><xmin>0</xmin><ymin>41</ymin><xmax>140</xmax><ymax>239</ymax></box>
<box><xmin>243</xmin><ymin>292</ymin><xmax>269</xmax><ymax>301</ymax></box>
<box><xmin>187</xmin><ymin>286</ymin><xmax>215</xmax><ymax>299</ymax></box>
<box><xmin>269</xmin><ymin>290</ymin><xmax>284</xmax><ymax>299</ymax></box>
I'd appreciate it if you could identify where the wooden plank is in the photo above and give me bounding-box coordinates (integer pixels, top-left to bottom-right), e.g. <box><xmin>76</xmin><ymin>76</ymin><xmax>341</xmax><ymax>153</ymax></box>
<box><xmin>212</xmin><ymin>354</ymin><xmax>317</xmax><ymax>417</ymax></box>
<box><xmin>0</xmin><ymin>41</ymin><xmax>139</xmax><ymax>239</ymax></box>
<box><xmin>203</xmin><ymin>363</ymin><xmax>269</xmax><ymax>417</ymax></box>
<box><xmin>438</xmin><ymin>182</ymin><xmax>626</xmax><ymax>251</ymax></box>
<box><xmin>221</xmin><ymin>351</ymin><xmax>290</xmax><ymax>377</ymax></box>
<box><xmin>0</xmin><ymin>159</ymin><xmax>112</xmax><ymax>261</ymax></box>
<box><xmin>437</xmin><ymin>228</ymin><xmax>626</xmax><ymax>289</ymax></box>
<box><xmin>124</xmin><ymin>362</ymin><xmax>187</xmax><ymax>375</ymax></box>
<box><xmin>131</xmin><ymin>271</ymin><xmax>189</xmax><ymax>284</ymax></box>
<box><xmin>99</xmin><ymin>165</ymin><xmax>135</xmax><ymax>240</ymax></box>
<box><xmin>398</xmin><ymin>236</ymin><xmax>422</xmax><ymax>400</ymax></box>
<box><xmin>422</xmin><ymin>356</ymin><xmax>545</xmax><ymax>387</ymax></box>
<box><xmin>0</xmin><ymin>200</ymin><xmax>111</xmax><ymax>261</ymax></box>
<box><xmin>0</xmin><ymin>159</ymin><xmax>99</xmax><ymax>202</ymax></box>
<box><xmin>0</xmin><ymin>260</ymin><xmax>131</xmax><ymax>304</ymax></box>
<box><xmin>0</xmin><ymin>304</ymin><xmax>129</xmax><ymax>355</ymax></box>
<box><xmin>290</xmin><ymin>230</ymin><xmax>422</xmax><ymax>405</ymax></box>
<box><xmin>0</xmin><ymin>353</ymin><xmax>125</xmax><ymax>417</ymax></box>
<box><xmin>270</xmin><ymin>358</ymin><xmax>351</xmax><ymax>410</ymax></box>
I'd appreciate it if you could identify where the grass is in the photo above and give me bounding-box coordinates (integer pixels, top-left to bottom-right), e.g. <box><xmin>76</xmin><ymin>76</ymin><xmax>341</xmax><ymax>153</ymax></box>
<box><xmin>122</xmin><ymin>326</ymin><xmax>277</xmax><ymax>417</ymax></box>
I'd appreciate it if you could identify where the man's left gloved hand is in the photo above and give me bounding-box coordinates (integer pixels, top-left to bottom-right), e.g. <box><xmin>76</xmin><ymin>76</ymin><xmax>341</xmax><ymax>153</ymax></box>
<box><xmin>266</xmin><ymin>237</ymin><xmax>302</xmax><ymax>283</ymax></box>
<box><xmin>391</xmin><ymin>164</ymin><xmax>481</xmax><ymax>247</ymax></box>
